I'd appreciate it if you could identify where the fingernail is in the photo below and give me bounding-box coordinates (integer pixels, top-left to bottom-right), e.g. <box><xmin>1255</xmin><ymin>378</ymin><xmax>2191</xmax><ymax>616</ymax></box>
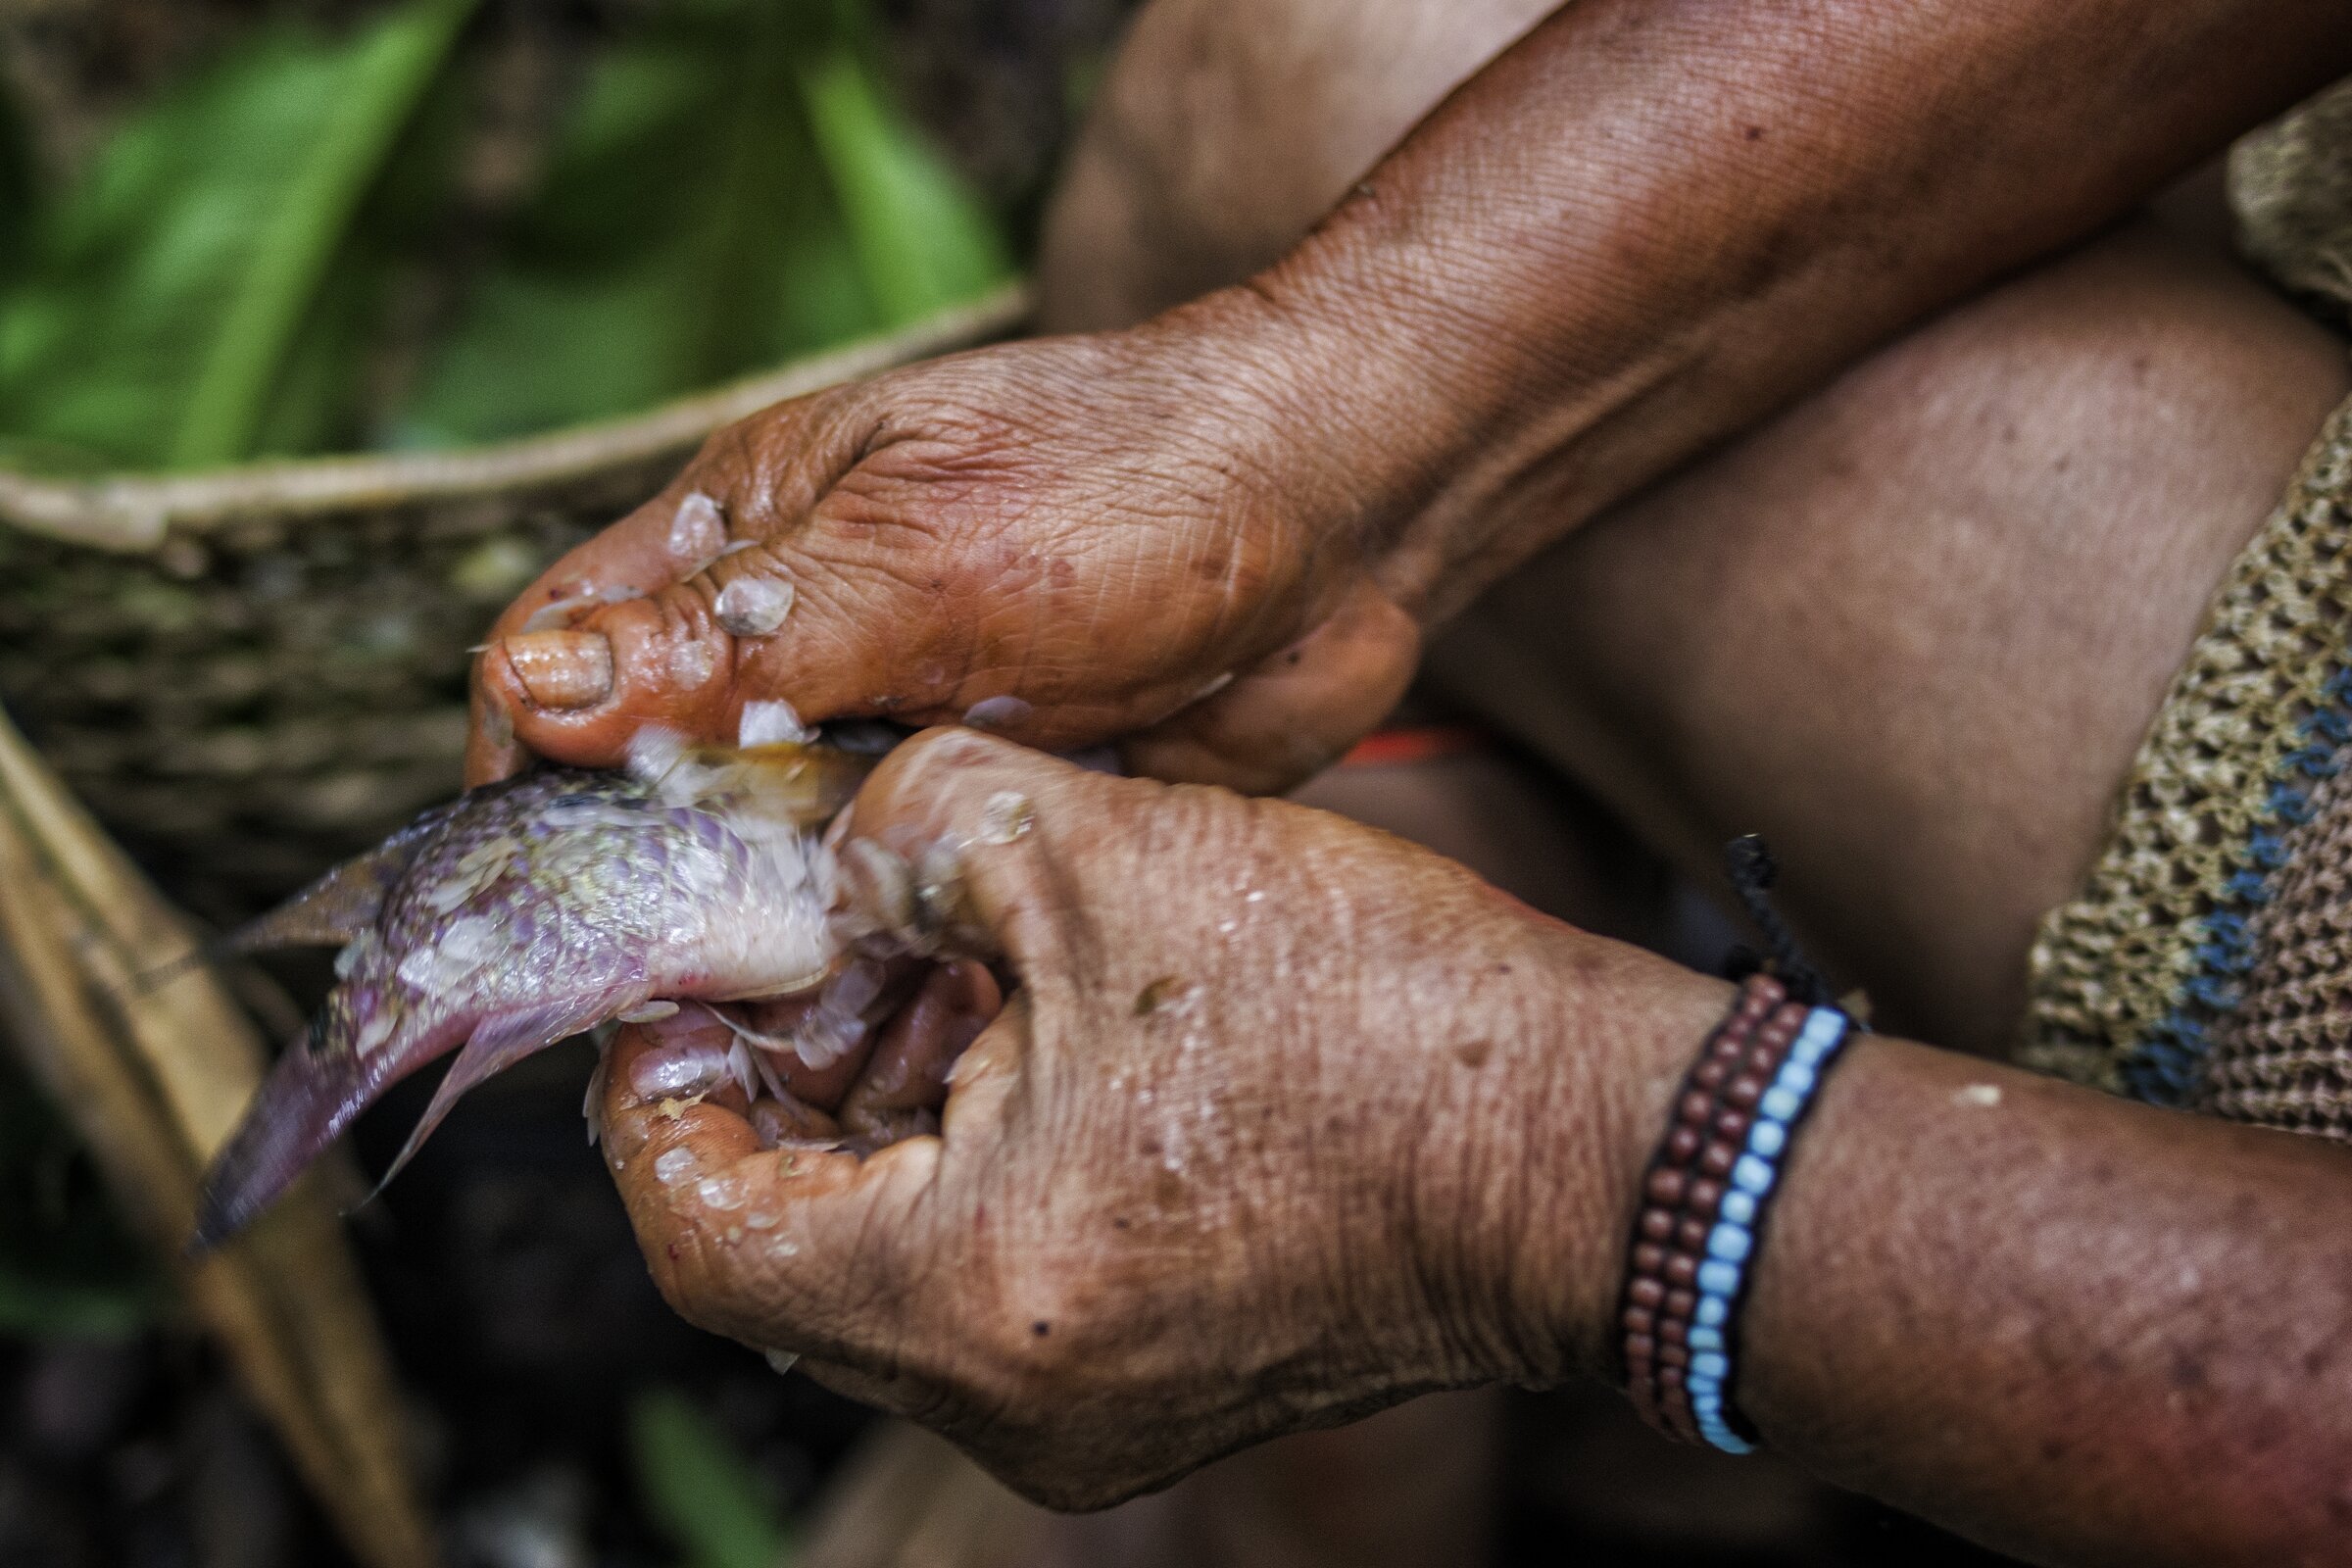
<box><xmin>503</xmin><ymin>629</ymin><xmax>612</xmax><ymax>710</ymax></box>
<box><xmin>625</xmin><ymin>1034</ymin><xmax>733</xmax><ymax>1100</ymax></box>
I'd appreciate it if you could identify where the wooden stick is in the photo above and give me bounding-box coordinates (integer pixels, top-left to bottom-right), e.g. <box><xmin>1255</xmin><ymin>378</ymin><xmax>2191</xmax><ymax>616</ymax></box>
<box><xmin>0</xmin><ymin>708</ymin><xmax>437</xmax><ymax>1568</ymax></box>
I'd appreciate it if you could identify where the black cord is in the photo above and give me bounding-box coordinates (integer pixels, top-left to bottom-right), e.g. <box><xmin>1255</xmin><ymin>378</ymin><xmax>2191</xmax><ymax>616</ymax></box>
<box><xmin>1721</xmin><ymin>835</ymin><xmax>1828</xmax><ymax>1006</ymax></box>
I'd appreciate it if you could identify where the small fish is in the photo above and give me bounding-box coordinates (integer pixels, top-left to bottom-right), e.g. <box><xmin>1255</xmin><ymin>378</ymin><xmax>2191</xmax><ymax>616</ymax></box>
<box><xmin>190</xmin><ymin>716</ymin><xmax>887</xmax><ymax>1250</ymax></box>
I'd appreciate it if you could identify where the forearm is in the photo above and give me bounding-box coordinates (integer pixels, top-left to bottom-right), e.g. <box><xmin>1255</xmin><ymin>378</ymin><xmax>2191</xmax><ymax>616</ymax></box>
<box><xmin>1527</xmin><ymin>940</ymin><xmax>2352</xmax><ymax>1566</ymax></box>
<box><xmin>1739</xmin><ymin>1038</ymin><xmax>2352</xmax><ymax>1565</ymax></box>
<box><xmin>1229</xmin><ymin>0</ymin><xmax>2352</xmax><ymax>623</ymax></box>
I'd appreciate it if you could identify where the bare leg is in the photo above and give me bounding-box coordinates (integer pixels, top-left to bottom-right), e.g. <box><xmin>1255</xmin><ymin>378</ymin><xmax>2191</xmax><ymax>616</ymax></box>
<box><xmin>1018</xmin><ymin>6</ymin><xmax>2350</xmax><ymax>1566</ymax></box>
<box><xmin>1040</xmin><ymin>0</ymin><xmax>1560</xmax><ymax>334</ymax></box>
<box><xmin>1430</xmin><ymin>220</ymin><xmax>2350</xmax><ymax>1051</ymax></box>
<box><xmin>1042</xmin><ymin>0</ymin><xmax>2351</xmax><ymax>1054</ymax></box>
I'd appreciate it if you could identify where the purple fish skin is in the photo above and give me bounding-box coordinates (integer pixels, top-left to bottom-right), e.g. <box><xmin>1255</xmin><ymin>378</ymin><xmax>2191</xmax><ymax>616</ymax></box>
<box><xmin>191</xmin><ymin>741</ymin><xmax>872</xmax><ymax>1250</ymax></box>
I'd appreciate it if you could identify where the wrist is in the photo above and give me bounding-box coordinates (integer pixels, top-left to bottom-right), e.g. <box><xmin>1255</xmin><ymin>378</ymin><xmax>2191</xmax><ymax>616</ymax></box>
<box><xmin>1436</xmin><ymin>916</ymin><xmax>1734</xmax><ymax>1389</ymax></box>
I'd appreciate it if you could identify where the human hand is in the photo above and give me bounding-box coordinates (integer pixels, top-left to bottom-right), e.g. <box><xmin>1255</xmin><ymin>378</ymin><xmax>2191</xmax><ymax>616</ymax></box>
<box><xmin>594</xmin><ymin>728</ymin><xmax>1725</xmax><ymax>1507</ymax></box>
<box><xmin>467</xmin><ymin>302</ymin><xmax>1423</xmax><ymax>795</ymax></box>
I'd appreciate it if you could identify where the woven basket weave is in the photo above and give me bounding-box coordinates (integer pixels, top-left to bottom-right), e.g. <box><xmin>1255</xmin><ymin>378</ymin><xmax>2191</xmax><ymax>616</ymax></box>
<box><xmin>0</xmin><ymin>288</ymin><xmax>1026</xmax><ymax>927</ymax></box>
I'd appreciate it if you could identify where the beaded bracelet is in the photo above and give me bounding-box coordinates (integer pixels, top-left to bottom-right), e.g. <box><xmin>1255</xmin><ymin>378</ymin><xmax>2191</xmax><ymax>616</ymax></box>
<box><xmin>1617</xmin><ymin>977</ymin><xmax>1855</xmax><ymax>1453</ymax></box>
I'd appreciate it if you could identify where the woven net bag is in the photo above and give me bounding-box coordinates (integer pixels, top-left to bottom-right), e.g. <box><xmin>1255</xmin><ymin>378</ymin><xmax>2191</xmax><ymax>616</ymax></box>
<box><xmin>0</xmin><ymin>292</ymin><xmax>1023</xmax><ymax>927</ymax></box>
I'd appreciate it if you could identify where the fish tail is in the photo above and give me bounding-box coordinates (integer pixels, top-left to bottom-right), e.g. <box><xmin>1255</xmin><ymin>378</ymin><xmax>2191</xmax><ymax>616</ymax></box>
<box><xmin>188</xmin><ymin>1029</ymin><xmax>370</xmax><ymax>1254</ymax></box>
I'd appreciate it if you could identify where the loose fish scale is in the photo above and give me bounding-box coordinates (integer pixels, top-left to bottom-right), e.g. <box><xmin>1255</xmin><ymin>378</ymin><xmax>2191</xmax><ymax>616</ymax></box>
<box><xmin>193</xmin><ymin>740</ymin><xmax>869</xmax><ymax>1249</ymax></box>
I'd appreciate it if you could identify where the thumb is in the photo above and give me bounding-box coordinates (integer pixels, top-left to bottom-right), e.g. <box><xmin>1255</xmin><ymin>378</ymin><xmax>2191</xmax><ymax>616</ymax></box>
<box><xmin>1120</xmin><ymin>576</ymin><xmax>1420</xmax><ymax>794</ymax></box>
<box><xmin>469</xmin><ymin>403</ymin><xmax>902</xmax><ymax>779</ymax></box>
<box><xmin>834</xmin><ymin>727</ymin><xmax>1165</xmax><ymax>980</ymax></box>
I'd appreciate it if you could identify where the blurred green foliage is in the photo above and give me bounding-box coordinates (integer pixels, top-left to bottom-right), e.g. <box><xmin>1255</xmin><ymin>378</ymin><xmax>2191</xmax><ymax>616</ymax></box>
<box><xmin>0</xmin><ymin>0</ymin><xmax>1009</xmax><ymax>471</ymax></box>
<box><xmin>630</xmin><ymin>1384</ymin><xmax>798</xmax><ymax>1568</ymax></box>
<box><xmin>0</xmin><ymin>1049</ymin><xmax>161</xmax><ymax>1339</ymax></box>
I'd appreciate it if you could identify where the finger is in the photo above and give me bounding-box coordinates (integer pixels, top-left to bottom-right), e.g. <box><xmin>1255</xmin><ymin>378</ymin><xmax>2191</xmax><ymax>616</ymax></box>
<box><xmin>834</xmin><ymin>727</ymin><xmax>1164</xmax><ymax>981</ymax></box>
<box><xmin>732</xmin><ymin>990</ymin><xmax>885</xmax><ymax>1113</ymax></box>
<box><xmin>1122</xmin><ymin>577</ymin><xmax>1421</xmax><ymax>794</ymax></box>
<box><xmin>600</xmin><ymin>1014</ymin><xmax>941</xmax><ymax>1356</ymax></box>
<box><xmin>937</xmin><ymin>989</ymin><xmax>1030</xmax><ymax>1146</ymax></box>
<box><xmin>840</xmin><ymin>960</ymin><xmax>1003</xmax><ymax>1135</ymax></box>
<box><xmin>466</xmin><ymin>401</ymin><xmax>866</xmax><ymax>783</ymax></box>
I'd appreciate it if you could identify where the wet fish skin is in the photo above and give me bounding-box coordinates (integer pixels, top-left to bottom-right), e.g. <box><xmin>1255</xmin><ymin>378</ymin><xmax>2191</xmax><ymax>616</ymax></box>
<box><xmin>191</xmin><ymin>738</ymin><xmax>875</xmax><ymax>1251</ymax></box>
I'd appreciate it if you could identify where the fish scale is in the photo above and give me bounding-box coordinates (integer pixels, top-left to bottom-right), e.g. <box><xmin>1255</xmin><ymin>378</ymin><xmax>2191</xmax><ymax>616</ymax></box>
<box><xmin>190</xmin><ymin>733</ymin><xmax>881</xmax><ymax>1250</ymax></box>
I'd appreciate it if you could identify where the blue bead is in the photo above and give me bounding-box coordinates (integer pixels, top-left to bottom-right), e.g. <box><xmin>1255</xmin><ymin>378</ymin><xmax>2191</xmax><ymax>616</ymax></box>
<box><xmin>1760</xmin><ymin>1085</ymin><xmax>1801</xmax><ymax>1121</ymax></box>
<box><xmin>1693</xmin><ymin>1394</ymin><xmax>1722</xmax><ymax>1415</ymax></box>
<box><xmin>1733</xmin><ymin>1154</ymin><xmax>1775</xmax><ymax>1195</ymax></box>
<box><xmin>1704</xmin><ymin>1424</ymin><xmax>1755</xmax><ymax>1456</ymax></box>
<box><xmin>1774</xmin><ymin>1060</ymin><xmax>1817</xmax><ymax>1097</ymax></box>
<box><xmin>1697</xmin><ymin>1260</ymin><xmax>1740</xmax><ymax>1296</ymax></box>
<box><xmin>1695</xmin><ymin>1294</ymin><xmax>1730</xmax><ymax>1327</ymax></box>
<box><xmin>1719</xmin><ymin>1191</ymin><xmax>1756</xmax><ymax>1227</ymax></box>
<box><xmin>1706</xmin><ymin>1223</ymin><xmax>1752</xmax><ymax>1263</ymax></box>
<box><xmin>1689</xmin><ymin>1325</ymin><xmax>1723</xmax><ymax>1352</ymax></box>
<box><xmin>1746</xmin><ymin>1120</ymin><xmax>1787</xmax><ymax>1158</ymax></box>
<box><xmin>1688</xmin><ymin>1374</ymin><xmax>1719</xmax><ymax>1397</ymax></box>
<box><xmin>1691</xmin><ymin>1351</ymin><xmax>1729</xmax><ymax>1380</ymax></box>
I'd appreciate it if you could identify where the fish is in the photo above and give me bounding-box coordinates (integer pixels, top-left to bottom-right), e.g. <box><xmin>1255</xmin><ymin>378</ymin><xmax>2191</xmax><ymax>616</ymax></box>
<box><xmin>189</xmin><ymin>710</ymin><xmax>890</xmax><ymax>1250</ymax></box>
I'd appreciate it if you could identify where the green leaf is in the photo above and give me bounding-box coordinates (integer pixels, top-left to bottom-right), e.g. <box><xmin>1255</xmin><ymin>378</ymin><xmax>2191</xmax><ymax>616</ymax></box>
<box><xmin>0</xmin><ymin>0</ymin><xmax>475</xmax><ymax>470</ymax></box>
<box><xmin>795</xmin><ymin>46</ymin><xmax>1010</xmax><ymax>325</ymax></box>
<box><xmin>170</xmin><ymin>0</ymin><xmax>478</xmax><ymax>466</ymax></box>
<box><xmin>392</xmin><ymin>1</ymin><xmax>878</xmax><ymax>448</ymax></box>
<box><xmin>628</xmin><ymin>1385</ymin><xmax>796</xmax><ymax>1568</ymax></box>
<box><xmin>0</xmin><ymin>1053</ymin><xmax>161</xmax><ymax>1340</ymax></box>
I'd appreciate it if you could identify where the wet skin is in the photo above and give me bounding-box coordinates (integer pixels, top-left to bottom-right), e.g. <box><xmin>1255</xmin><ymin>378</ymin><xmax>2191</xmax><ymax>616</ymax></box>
<box><xmin>468</xmin><ymin>0</ymin><xmax>2352</xmax><ymax>1561</ymax></box>
<box><xmin>605</xmin><ymin>731</ymin><xmax>2352</xmax><ymax>1564</ymax></box>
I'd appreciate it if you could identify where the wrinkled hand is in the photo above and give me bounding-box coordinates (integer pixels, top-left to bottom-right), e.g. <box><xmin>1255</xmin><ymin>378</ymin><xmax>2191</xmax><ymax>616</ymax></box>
<box><xmin>594</xmin><ymin>729</ymin><xmax>1721</xmax><ymax>1507</ymax></box>
<box><xmin>468</xmin><ymin>304</ymin><xmax>1422</xmax><ymax>794</ymax></box>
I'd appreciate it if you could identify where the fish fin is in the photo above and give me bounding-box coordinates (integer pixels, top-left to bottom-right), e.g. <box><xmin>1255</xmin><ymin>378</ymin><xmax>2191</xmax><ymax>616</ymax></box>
<box><xmin>189</xmin><ymin>1032</ymin><xmax>377</xmax><ymax>1254</ymax></box>
<box><xmin>212</xmin><ymin>816</ymin><xmax>446</xmax><ymax>956</ymax></box>
<box><xmin>365</xmin><ymin>986</ymin><xmax>650</xmax><ymax>1200</ymax></box>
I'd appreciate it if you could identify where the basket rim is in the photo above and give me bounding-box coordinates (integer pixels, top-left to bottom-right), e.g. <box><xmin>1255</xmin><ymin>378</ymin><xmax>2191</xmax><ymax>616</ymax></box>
<box><xmin>0</xmin><ymin>282</ymin><xmax>1030</xmax><ymax>555</ymax></box>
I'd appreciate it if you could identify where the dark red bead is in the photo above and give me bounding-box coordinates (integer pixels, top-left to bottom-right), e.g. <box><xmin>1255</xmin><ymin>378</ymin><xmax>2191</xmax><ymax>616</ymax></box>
<box><xmin>1723</xmin><ymin>1074</ymin><xmax>1765</xmax><ymax>1108</ymax></box>
<box><xmin>1625</xmin><ymin>1332</ymin><xmax>1656</xmax><ymax>1364</ymax></box>
<box><xmin>1622</xmin><ymin>1306</ymin><xmax>1656</xmax><ymax>1336</ymax></box>
<box><xmin>1677</xmin><ymin>1216</ymin><xmax>1709</xmax><ymax>1252</ymax></box>
<box><xmin>1633</xmin><ymin>1243</ymin><xmax>1665</xmax><ymax>1276</ymax></box>
<box><xmin>1657</xmin><ymin>1343</ymin><xmax>1690</xmax><ymax>1369</ymax></box>
<box><xmin>1678</xmin><ymin>1090</ymin><xmax>1714</xmax><ymax>1126</ymax></box>
<box><xmin>1659</xmin><ymin>1317</ymin><xmax>1688</xmax><ymax>1347</ymax></box>
<box><xmin>1698</xmin><ymin>1142</ymin><xmax>1737</xmax><ymax>1178</ymax></box>
<box><xmin>1664</xmin><ymin>1253</ymin><xmax>1698</xmax><ymax>1289</ymax></box>
<box><xmin>1713</xmin><ymin>1107</ymin><xmax>1752</xmax><ymax>1143</ymax></box>
<box><xmin>1665</xmin><ymin>1126</ymin><xmax>1703</xmax><ymax>1164</ymax></box>
<box><xmin>1665</xmin><ymin>1289</ymin><xmax>1695</xmax><ymax>1319</ymax></box>
<box><xmin>1691</xmin><ymin>1058</ymin><xmax>1731</xmax><ymax>1091</ymax></box>
<box><xmin>1645</xmin><ymin>1167</ymin><xmax>1690</xmax><ymax>1207</ymax></box>
<box><xmin>1689</xmin><ymin>1178</ymin><xmax>1725</xmax><ymax>1217</ymax></box>
<box><xmin>1640</xmin><ymin>1206</ymin><xmax>1675</xmax><ymax>1243</ymax></box>
<box><xmin>1657</xmin><ymin>1365</ymin><xmax>1686</xmax><ymax>1392</ymax></box>
<box><xmin>1628</xmin><ymin>1277</ymin><xmax>1665</xmax><ymax>1309</ymax></box>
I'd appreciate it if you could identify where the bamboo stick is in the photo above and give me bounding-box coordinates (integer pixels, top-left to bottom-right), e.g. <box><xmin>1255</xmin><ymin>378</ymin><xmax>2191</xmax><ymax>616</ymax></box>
<box><xmin>0</xmin><ymin>708</ymin><xmax>437</xmax><ymax>1568</ymax></box>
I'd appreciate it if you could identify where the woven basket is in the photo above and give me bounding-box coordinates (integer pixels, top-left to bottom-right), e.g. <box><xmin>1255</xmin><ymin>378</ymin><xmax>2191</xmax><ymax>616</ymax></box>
<box><xmin>0</xmin><ymin>287</ymin><xmax>1026</xmax><ymax>927</ymax></box>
